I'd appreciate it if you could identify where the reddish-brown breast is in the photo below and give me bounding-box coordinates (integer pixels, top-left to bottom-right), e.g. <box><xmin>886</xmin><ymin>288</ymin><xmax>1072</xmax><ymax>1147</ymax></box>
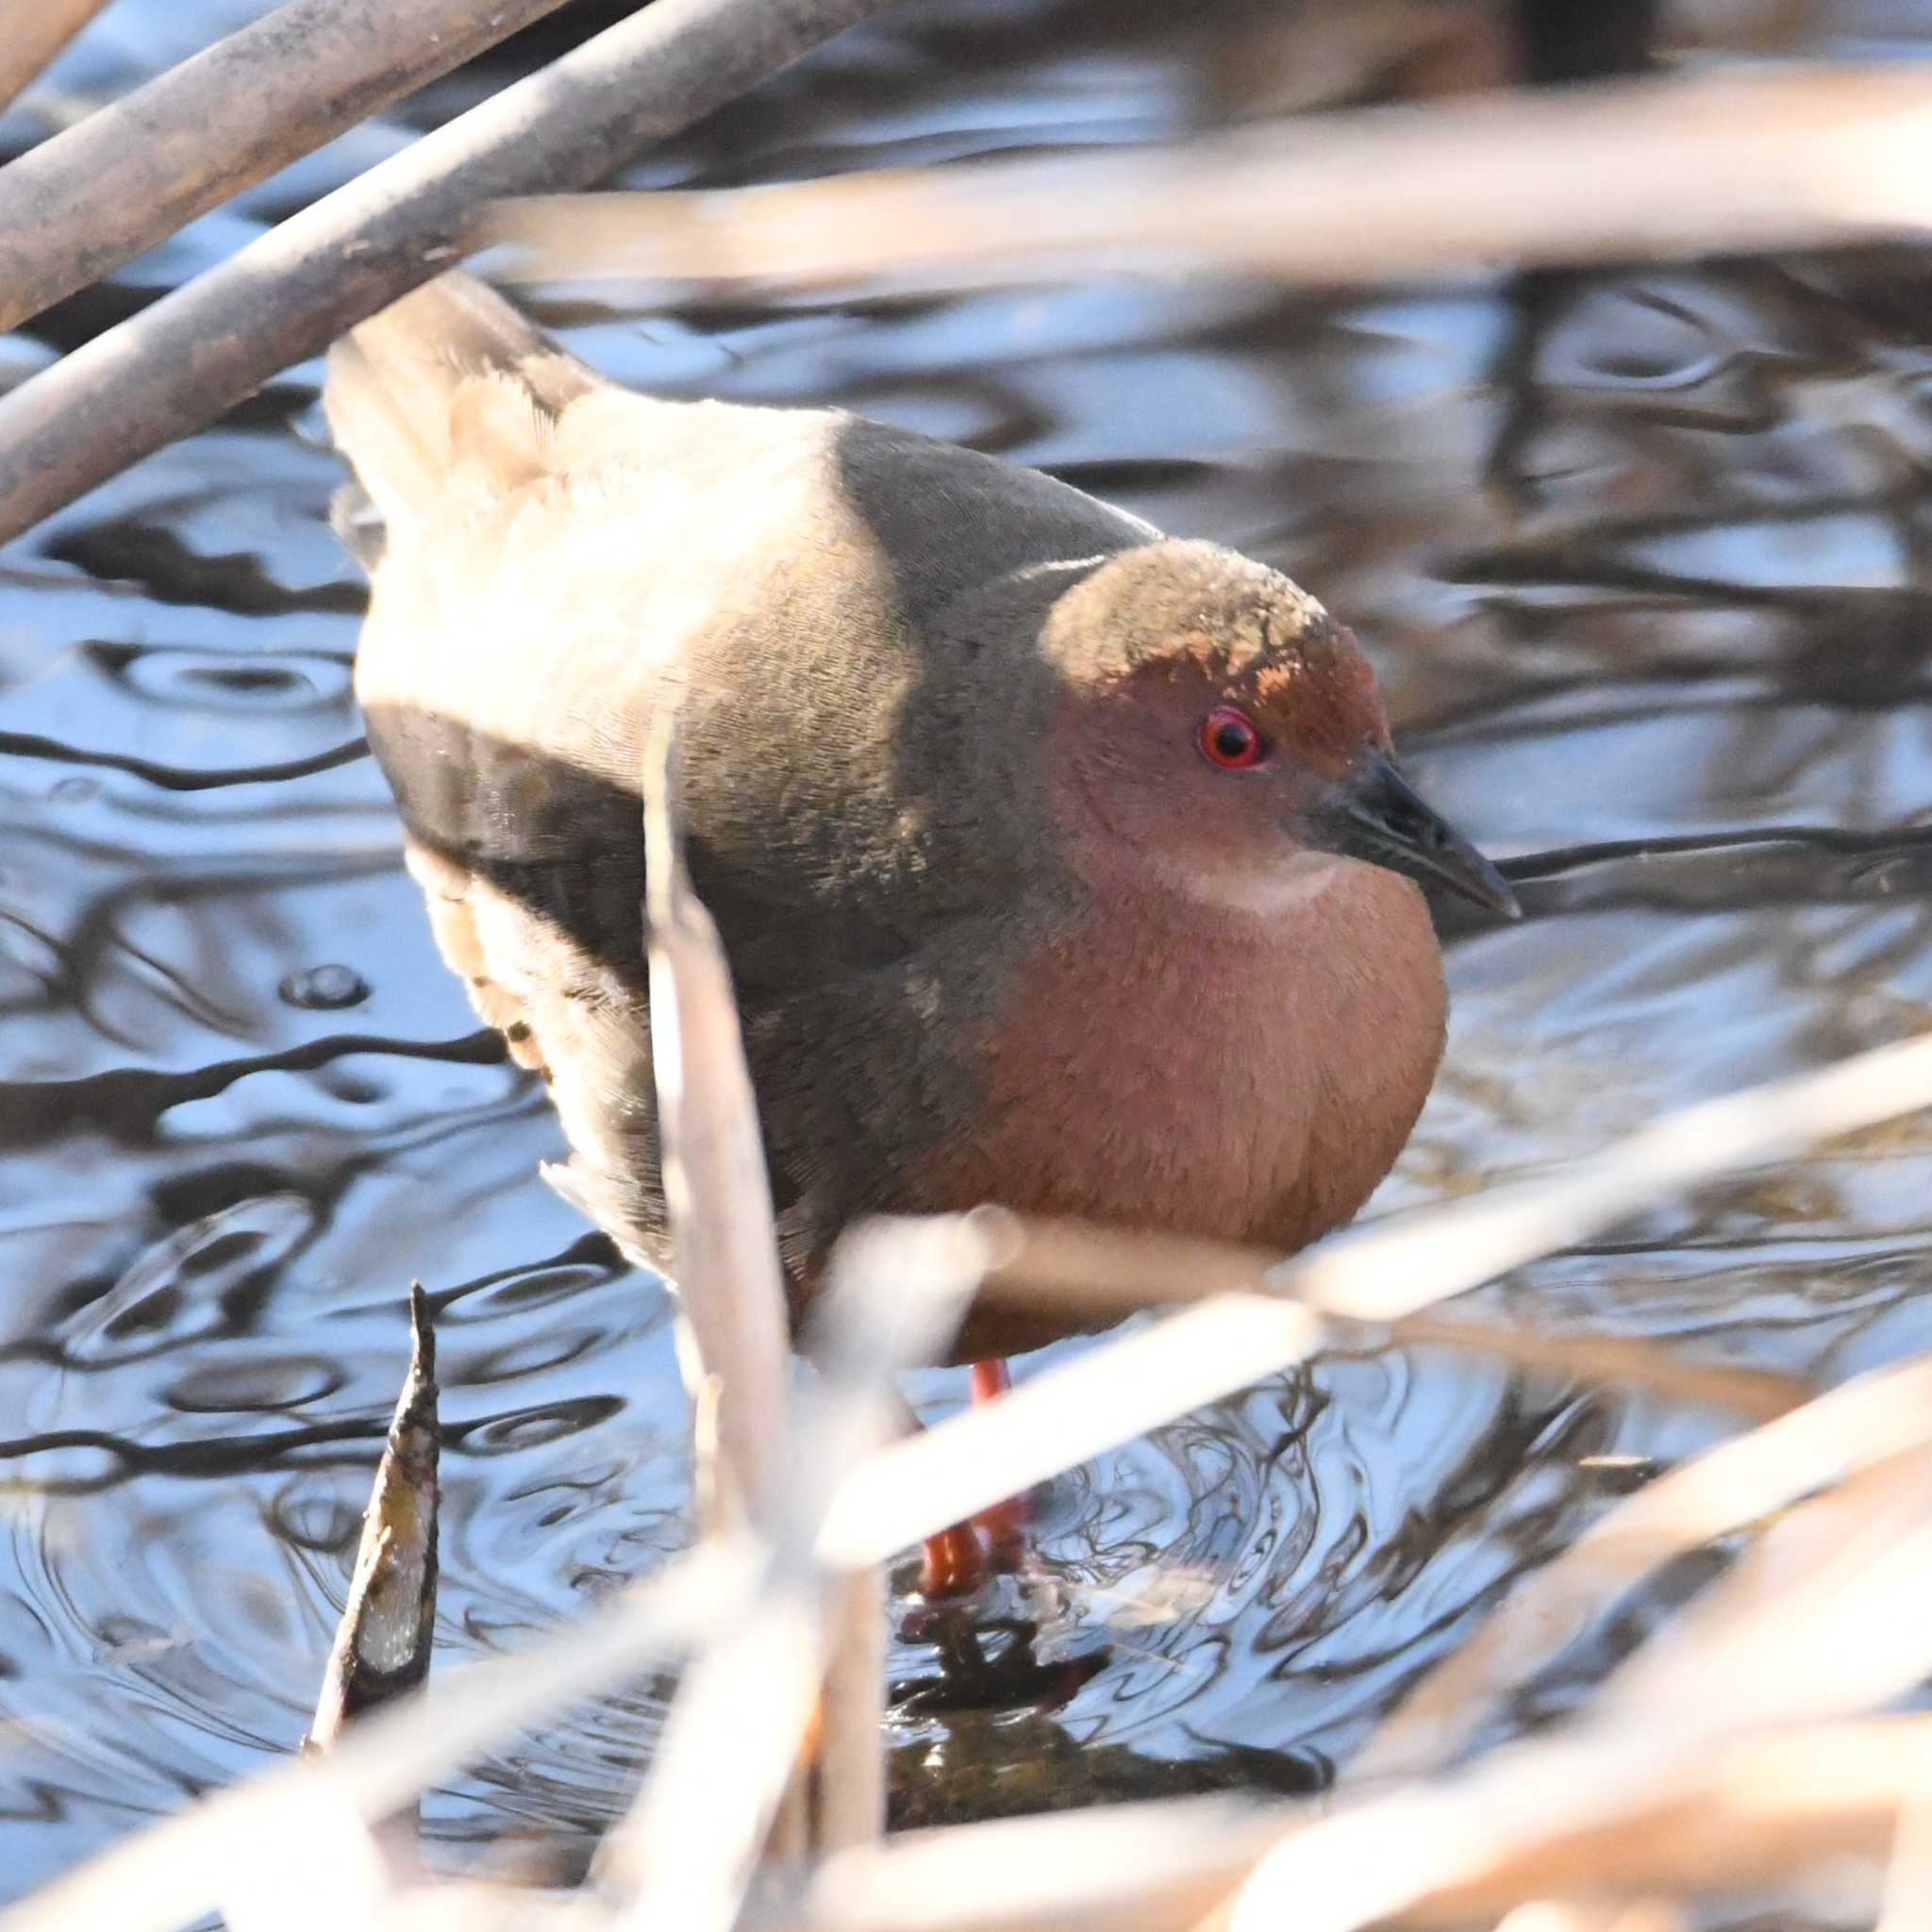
<box><xmin>920</xmin><ymin>859</ymin><xmax>1447</xmax><ymax>1358</ymax></box>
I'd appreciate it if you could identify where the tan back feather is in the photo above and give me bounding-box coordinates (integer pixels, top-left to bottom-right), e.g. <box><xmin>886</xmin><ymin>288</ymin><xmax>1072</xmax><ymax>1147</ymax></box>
<box><xmin>325</xmin><ymin>271</ymin><xmax>601</xmax><ymax>534</ymax></box>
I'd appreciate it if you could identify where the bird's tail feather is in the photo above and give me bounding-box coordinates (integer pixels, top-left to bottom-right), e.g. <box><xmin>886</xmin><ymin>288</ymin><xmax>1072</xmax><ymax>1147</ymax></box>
<box><xmin>324</xmin><ymin>270</ymin><xmax>601</xmax><ymax>554</ymax></box>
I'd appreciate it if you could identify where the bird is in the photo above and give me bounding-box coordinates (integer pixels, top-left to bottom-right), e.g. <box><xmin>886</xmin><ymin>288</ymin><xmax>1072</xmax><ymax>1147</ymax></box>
<box><xmin>325</xmin><ymin>271</ymin><xmax>1517</xmax><ymax>1596</ymax></box>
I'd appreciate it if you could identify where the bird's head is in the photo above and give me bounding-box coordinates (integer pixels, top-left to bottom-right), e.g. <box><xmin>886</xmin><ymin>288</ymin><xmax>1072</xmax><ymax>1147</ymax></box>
<box><xmin>1037</xmin><ymin>541</ymin><xmax>1517</xmax><ymax>920</ymax></box>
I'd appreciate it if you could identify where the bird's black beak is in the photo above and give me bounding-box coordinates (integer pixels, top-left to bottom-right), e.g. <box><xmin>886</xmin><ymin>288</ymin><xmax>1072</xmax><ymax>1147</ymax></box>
<box><xmin>1312</xmin><ymin>751</ymin><xmax>1521</xmax><ymax>919</ymax></box>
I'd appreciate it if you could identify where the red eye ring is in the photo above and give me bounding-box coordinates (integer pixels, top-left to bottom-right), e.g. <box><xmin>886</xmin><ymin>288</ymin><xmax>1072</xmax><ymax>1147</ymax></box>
<box><xmin>1198</xmin><ymin>705</ymin><xmax>1266</xmax><ymax>770</ymax></box>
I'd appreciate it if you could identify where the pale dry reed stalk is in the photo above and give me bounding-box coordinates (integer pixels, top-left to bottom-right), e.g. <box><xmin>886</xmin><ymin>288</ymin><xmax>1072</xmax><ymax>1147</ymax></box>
<box><xmin>8</xmin><ymin>58</ymin><xmax>1932</xmax><ymax>541</ymax></box>
<box><xmin>477</xmin><ymin>64</ymin><xmax>1932</xmax><ymax>295</ymax></box>
<box><xmin>637</xmin><ymin>684</ymin><xmax>791</xmax><ymax>1523</ymax></box>
<box><xmin>590</xmin><ymin>697</ymin><xmax>908</xmax><ymax>1931</ymax></box>
<box><xmin>12</xmin><ymin>1028</ymin><xmax>1932</xmax><ymax>1932</ymax></box>
<box><xmin>1356</xmin><ymin>1350</ymin><xmax>1932</xmax><ymax>1782</ymax></box>
<box><xmin>599</xmin><ymin>1218</ymin><xmax>986</xmax><ymax>1932</ymax></box>
<box><xmin>8</xmin><ymin>14</ymin><xmax>1932</xmax><ymax>1928</ymax></box>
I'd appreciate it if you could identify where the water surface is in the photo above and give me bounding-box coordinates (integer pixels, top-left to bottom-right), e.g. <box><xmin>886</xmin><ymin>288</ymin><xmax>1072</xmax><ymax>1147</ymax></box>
<box><xmin>3</xmin><ymin>0</ymin><xmax>1932</xmax><ymax>1895</ymax></box>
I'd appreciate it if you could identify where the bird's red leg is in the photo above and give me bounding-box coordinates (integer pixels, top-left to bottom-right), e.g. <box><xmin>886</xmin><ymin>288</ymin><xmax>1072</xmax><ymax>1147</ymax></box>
<box><xmin>969</xmin><ymin>1358</ymin><xmax>1031</xmax><ymax>1571</ymax></box>
<box><xmin>919</xmin><ymin>1519</ymin><xmax>985</xmax><ymax>1599</ymax></box>
<box><xmin>915</xmin><ymin>1359</ymin><xmax>1030</xmax><ymax>1597</ymax></box>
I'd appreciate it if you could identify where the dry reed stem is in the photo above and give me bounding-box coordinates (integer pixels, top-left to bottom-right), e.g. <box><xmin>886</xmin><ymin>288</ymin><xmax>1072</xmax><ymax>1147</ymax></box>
<box><xmin>16</xmin><ymin>1031</ymin><xmax>1932</xmax><ymax>1930</ymax></box>
<box><xmin>820</xmin><ymin>1030</ymin><xmax>1932</xmax><ymax>1573</ymax></box>
<box><xmin>478</xmin><ymin>62</ymin><xmax>1932</xmax><ymax>298</ymax></box>
<box><xmin>355</xmin><ymin>1887</ymin><xmax>583</xmax><ymax>1930</ymax></box>
<box><xmin>1334</xmin><ymin>1719</ymin><xmax>1932</xmax><ymax>1927</ymax></box>
<box><xmin>0</xmin><ymin>0</ymin><xmax>575</xmax><ymax>337</ymax></box>
<box><xmin>1203</xmin><ymin>1442</ymin><xmax>1932</xmax><ymax>1931</ymax></box>
<box><xmin>640</xmin><ymin>684</ymin><xmax>790</xmax><ymax>1520</ymax></box>
<box><xmin>218</xmin><ymin>1793</ymin><xmax>408</xmax><ymax>1932</ymax></box>
<box><xmin>973</xmin><ymin>1213</ymin><xmax>1804</xmax><ymax>1422</ymax></box>
<box><xmin>0</xmin><ymin>0</ymin><xmax>905</xmax><ymax>546</ymax></box>
<box><xmin>601</xmin><ymin>1219</ymin><xmax>989</xmax><ymax>1928</ymax></box>
<box><xmin>608</xmin><ymin>1575</ymin><xmax>825</xmax><ymax>1931</ymax></box>
<box><xmin>1322</xmin><ymin>1719</ymin><xmax>1924</xmax><ymax>1927</ymax></box>
<box><xmin>763</xmin><ymin>1717</ymin><xmax>1932</xmax><ymax>1932</ymax></box>
<box><xmin>1357</xmin><ymin>1348</ymin><xmax>1932</xmax><ymax>1780</ymax></box>
<box><xmin>1599</xmin><ymin>1447</ymin><xmax>1932</xmax><ymax>1732</ymax></box>
<box><xmin>3</xmin><ymin>56</ymin><xmax>1928</xmax><ymax>543</ymax></box>
<box><xmin>603</xmin><ymin>693</ymin><xmax>831</xmax><ymax>1927</ymax></box>
<box><xmin>289</xmin><ymin>1286</ymin><xmax>443</xmax><ymax>1908</ymax></box>
<box><xmin>812</xmin><ymin>1565</ymin><xmax>887</xmax><ymax>1855</ymax></box>
<box><xmin>606</xmin><ymin>764</ymin><xmax>991</xmax><ymax>1920</ymax></box>
<box><xmin>1381</xmin><ymin>1312</ymin><xmax>1801</xmax><ymax>1420</ymax></box>
<box><xmin>1211</xmin><ymin>1712</ymin><xmax>1928</xmax><ymax>1932</ymax></box>
<box><xmin>0</xmin><ymin>1540</ymin><xmax>761</xmax><ymax>1932</ymax></box>
<box><xmin>0</xmin><ymin>0</ymin><xmax>108</xmax><ymax>117</ymax></box>
<box><xmin>242</xmin><ymin>1876</ymin><xmax>584</xmax><ymax>1932</ymax></box>
<box><xmin>1874</xmin><ymin>1728</ymin><xmax>1932</xmax><ymax>1932</ymax></box>
<box><xmin>774</xmin><ymin>1796</ymin><xmax>1285</xmax><ymax>1932</ymax></box>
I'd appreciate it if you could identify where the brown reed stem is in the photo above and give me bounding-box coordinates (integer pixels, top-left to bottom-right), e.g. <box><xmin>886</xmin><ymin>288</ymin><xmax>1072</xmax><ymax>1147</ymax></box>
<box><xmin>0</xmin><ymin>0</ymin><xmax>110</xmax><ymax>118</ymax></box>
<box><xmin>0</xmin><ymin>0</ymin><xmax>575</xmax><ymax>338</ymax></box>
<box><xmin>777</xmin><ymin>1794</ymin><xmax>1285</xmax><ymax>1932</ymax></box>
<box><xmin>0</xmin><ymin>0</ymin><xmax>902</xmax><ymax>547</ymax></box>
<box><xmin>303</xmin><ymin>1285</ymin><xmax>442</xmax><ymax>1896</ymax></box>
<box><xmin>1222</xmin><ymin>1718</ymin><xmax>1932</xmax><ymax>1932</ymax></box>
<box><xmin>970</xmin><ymin>1211</ymin><xmax>1805</xmax><ymax>1422</ymax></box>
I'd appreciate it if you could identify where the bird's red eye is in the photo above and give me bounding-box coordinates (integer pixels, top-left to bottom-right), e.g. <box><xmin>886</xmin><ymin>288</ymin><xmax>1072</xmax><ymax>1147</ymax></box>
<box><xmin>1198</xmin><ymin>705</ymin><xmax>1265</xmax><ymax>770</ymax></box>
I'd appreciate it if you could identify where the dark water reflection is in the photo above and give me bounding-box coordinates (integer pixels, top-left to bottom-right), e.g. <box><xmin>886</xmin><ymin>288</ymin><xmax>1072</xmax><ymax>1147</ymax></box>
<box><xmin>5</xmin><ymin>0</ymin><xmax>1932</xmax><ymax>1897</ymax></box>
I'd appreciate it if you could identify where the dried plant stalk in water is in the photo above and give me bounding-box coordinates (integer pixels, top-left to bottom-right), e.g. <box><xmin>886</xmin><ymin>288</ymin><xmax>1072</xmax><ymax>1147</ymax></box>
<box><xmin>309</xmin><ymin>1284</ymin><xmax>441</xmax><ymax>1752</ymax></box>
<box><xmin>810</xmin><ymin>1565</ymin><xmax>887</xmax><ymax>1856</ymax></box>
<box><xmin>783</xmin><ymin>1795</ymin><xmax>1284</xmax><ymax>1932</ymax></box>
<box><xmin>238</xmin><ymin>1285</ymin><xmax>446</xmax><ymax>1927</ymax></box>
<box><xmin>600</xmin><ymin>1219</ymin><xmax>995</xmax><ymax>1926</ymax></box>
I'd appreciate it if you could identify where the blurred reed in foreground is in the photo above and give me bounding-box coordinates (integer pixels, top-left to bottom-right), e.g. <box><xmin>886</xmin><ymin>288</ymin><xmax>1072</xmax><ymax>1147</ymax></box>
<box><xmin>5</xmin><ymin>3</ymin><xmax>1932</xmax><ymax>1928</ymax></box>
<box><xmin>13</xmin><ymin>676</ymin><xmax>1932</xmax><ymax>1931</ymax></box>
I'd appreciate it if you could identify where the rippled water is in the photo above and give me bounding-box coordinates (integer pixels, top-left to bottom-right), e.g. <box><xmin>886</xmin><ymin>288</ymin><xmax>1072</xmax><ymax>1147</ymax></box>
<box><xmin>6</xmin><ymin>0</ymin><xmax>1932</xmax><ymax>1899</ymax></box>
